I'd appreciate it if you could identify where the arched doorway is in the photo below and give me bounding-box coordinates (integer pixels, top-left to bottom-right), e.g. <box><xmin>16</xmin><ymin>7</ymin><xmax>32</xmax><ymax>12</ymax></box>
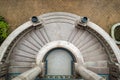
<box><xmin>45</xmin><ymin>48</ymin><xmax>74</xmax><ymax>75</ymax></box>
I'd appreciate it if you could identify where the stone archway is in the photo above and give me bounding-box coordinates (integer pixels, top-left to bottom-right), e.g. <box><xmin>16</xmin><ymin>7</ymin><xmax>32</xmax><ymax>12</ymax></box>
<box><xmin>36</xmin><ymin>41</ymin><xmax>83</xmax><ymax>78</ymax></box>
<box><xmin>36</xmin><ymin>41</ymin><xmax>84</xmax><ymax>65</ymax></box>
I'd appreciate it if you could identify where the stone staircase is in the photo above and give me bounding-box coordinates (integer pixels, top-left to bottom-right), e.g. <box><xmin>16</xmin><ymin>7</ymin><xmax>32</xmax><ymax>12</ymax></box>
<box><xmin>9</xmin><ymin>26</ymin><xmax>109</xmax><ymax>75</ymax></box>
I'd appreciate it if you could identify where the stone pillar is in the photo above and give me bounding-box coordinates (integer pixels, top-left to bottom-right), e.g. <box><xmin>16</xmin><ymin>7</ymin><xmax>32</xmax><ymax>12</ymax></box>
<box><xmin>12</xmin><ymin>66</ymin><xmax>41</xmax><ymax>80</ymax></box>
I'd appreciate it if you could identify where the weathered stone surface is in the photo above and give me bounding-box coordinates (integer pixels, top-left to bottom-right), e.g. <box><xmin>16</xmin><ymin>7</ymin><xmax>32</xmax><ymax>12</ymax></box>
<box><xmin>0</xmin><ymin>0</ymin><xmax>120</xmax><ymax>33</ymax></box>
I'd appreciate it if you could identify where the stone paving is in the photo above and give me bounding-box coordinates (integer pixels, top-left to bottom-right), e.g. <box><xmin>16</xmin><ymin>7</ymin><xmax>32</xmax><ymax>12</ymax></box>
<box><xmin>0</xmin><ymin>0</ymin><xmax>120</xmax><ymax>48</ymax></box>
